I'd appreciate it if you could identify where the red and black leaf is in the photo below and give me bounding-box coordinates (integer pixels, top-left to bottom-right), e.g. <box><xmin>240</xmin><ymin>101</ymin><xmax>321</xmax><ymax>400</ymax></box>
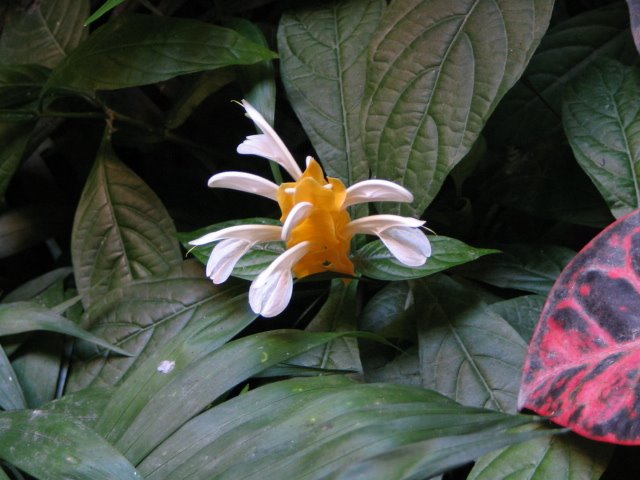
<box><xmin>519</xmin><ymin>209</ymin><xmax>640</xmax><ymax>444</ymax></box>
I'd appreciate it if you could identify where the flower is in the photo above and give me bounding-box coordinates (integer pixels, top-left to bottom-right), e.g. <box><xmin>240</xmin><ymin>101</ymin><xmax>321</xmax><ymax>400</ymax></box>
<box><xmin>191</xmin><ymin>100</ymin><xmax>431</xmax><ymax>317</ymax></box>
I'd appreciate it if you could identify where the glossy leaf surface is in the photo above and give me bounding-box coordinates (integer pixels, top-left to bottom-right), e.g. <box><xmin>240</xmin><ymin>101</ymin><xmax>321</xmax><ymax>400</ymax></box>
<box><xmin>519</xmin><ymin>208</ymin><xmax>640</xmax><ymax>444</ymax></box>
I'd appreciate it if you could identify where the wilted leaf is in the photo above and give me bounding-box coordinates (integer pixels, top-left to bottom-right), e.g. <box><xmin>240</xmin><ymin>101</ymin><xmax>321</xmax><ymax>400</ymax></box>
<box><xmin>354</xmin><ymin>235</ymin><xmax>497</xmax><ymax>281</ymax></box>
<box><xmin>363</xmin><ymin>0</ymin><xmax>554</xmax><ymax>216</ymax></box>
<box><xmin>71</xmin><ymin>132</ymin><xmax>182</xmax><ymax>307</ymax></box>
<box><xmin>519</xmin><ymin>209</ymin><xmax>640</xmax><ymax>444</ymax></box>
<box><xmin>44</xmin><ymin>14</ymin><xmax>277</xmax><ymax>98</ymax></box>
<box><xmin>0</xmin><ymin>0</ymin><xmax>89</xmax><ymax>68</ymax></box>
<box><xmin>278</xmin><ymin>0</ymin><xmax>384</xmax><ymax>185</ymax></box>
<box><xmin>564</xmin><ymin>59</ymin><xmax>640</xmax><ymax>218</ymax></box>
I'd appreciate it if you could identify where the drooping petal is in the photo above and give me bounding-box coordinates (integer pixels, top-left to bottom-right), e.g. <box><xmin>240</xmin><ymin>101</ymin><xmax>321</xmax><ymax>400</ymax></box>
<box><xmin>378</xmin><ymin>226</ymin><xmax>431</xmax><ymax>267</ymax></box>
<box><xmin>343</xmin><ymin>180</ymin><xmax>414</xmax><ymax>208</ymax></box>
<box><xmin>345</xmin><ymin>214</ymin><xmax>425</xmax><ymax>236</ymax></box>
<box><xmin>189</xmin><ymin>224</ymin><xmax>282</xmax><ymax>246</ymax></box>
<box><xmin>281</xmin><ymin>201</ymin><xmax>313</xmax><ymax>241</ymax></box>
<box><xmin>206</xmin><ymin>238</ymin><xmax>253</xmax><ymax>283</ymax></box>
<box><xmin>237</xmin><ymin>100</ymin><xmax>303</xmax><ymax>180</ymax></box>
<box><xmin>207</xmin><ymin>172</ymin><xmax>279</xmax><ymax>201</ymax></box>
<box><xmin>249</xmin><ymin>241</ymin><xmax>312</xmax><ymax>317</ymax></box>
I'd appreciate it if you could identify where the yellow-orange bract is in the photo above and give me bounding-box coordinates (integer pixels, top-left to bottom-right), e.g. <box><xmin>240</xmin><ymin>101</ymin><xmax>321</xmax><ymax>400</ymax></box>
<box><xmin>276</xmin><ymin>158</ymin><xmax>355</xmax><ymax>278</ymax></box>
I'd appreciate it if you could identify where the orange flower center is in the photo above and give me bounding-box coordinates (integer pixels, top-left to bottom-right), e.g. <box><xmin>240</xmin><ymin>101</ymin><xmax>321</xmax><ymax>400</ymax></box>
<box><xmin>276</xmin><ymin>158</ymin><xmax>355</xmax><ymax>278</ymax></box>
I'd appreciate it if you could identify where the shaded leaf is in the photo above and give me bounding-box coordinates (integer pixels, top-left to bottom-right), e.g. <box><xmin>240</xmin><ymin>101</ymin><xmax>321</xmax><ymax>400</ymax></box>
<box><xmin>0</xmin><ymin>302</ymin><xmax>129</xmax><ymax>355</ymax></box>
<box><xmin>67</xmin><ymin>261</ymin><xmax>248</xmax><ymax>391</ymax></box>
<box><xmin>359</xmin><ymin>280</ymin><xmax>415</xmax><ymax>339</ymax></box>
<box><xmin>468</xmin><ymin>432</ymin><xmax>612</xmax><ymax>480</ymax></box>
<box><xmin>519</xmin><ymin>209</ymin><xmax>640</xmax><ymax>444</ymax></box>
<box><xmin>488</xmin><ymin>2</ymin><xmax>636</xmax><ymax>146</ymax></box>
<box><xmin>0</xmin><ymin>0</ymin><xmax>89</xmax><ymax>68</ymax></box>
<box><xmin>278</xmin><ymin>0</ymin><xmax>384</xmax><ymax>185</ymax></box>
<box><xmin>363</xmin><ymin>0</ymin><xmax>554</xmax><ymax>216</ymax></box>
<box><xmin>489</xmin><ymin>294</ymin><xmax>546</xmax><ymax>343</ymax></box>
<box><xmin>416</xmin><ymin>275</ymin><xmax>527</xmax><ymax>413</ymax></box>
<box><xmin>563</xmin><ymin>58</ymin><xmax>640</xmax><ymax>218</ymax></box>
<box><xmin>456</xmin><ymin>244</ymin><xmax>575</xmax><ymax>295</ymax></box>
<box><xmin>364</xmin><ymin>347</ymin><xmax>422</xmax><ymax>387</ymax></box>
<box><xmin>44</xmin><ymin>14</ymin><xmax>277</xmax><ymax>98</ymax></box>
<box><xmin>84</xmin><ymin>0</ymin><xmax>125</xmax><ymax>26</ymax></box>
<box><xmin>41</xmin><ymin>387</ymin><xmax>111</xmax><ymax>429</ymax></box>
<box><xmin>138</xmin><ymin>375</ymin><xmax>545</xmax><ymax>480</ymax></box>
<box><xmin>629</xmin><ymin>0</ymin><xmax>640</xmax><ymax>55</ymax></box>
<box><xmin>0</xmin><ymin>122</ymin><xmax>32</xmax><ymax>199</ymax></box>
<box><xmin>354</xmin><ymin>235</ymin><xmax>497</xmax><ymax>281</ymax></box>
<box><xmin>71</xmin><ymin>132</ymin><xmax>182</xmax><ymax>308</ymax></box>
<box><xmin>0</xmin><ymin>346</ymin><xmax>25</xmax><ymax>410</ymax></box>
<box><xmin>2</xmin><ymin>267</ymin><xmax>72</xmax><ymax>304</ymax></box>
<box><xmin>0</xmin><ymin>64</ymin><xmax>49</xmax><ymax>109</ymax></box>
<box><xmin>0</xmin><ymin>410</ymin><xmax>139</xmax><ymax>479</ymax></box>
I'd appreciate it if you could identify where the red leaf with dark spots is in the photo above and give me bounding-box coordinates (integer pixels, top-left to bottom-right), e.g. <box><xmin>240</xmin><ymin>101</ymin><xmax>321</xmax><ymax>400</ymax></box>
<box><xmin>519</xmin><ymin>209</ymin><xmax>640</xmax><ymax>445</ymax></box>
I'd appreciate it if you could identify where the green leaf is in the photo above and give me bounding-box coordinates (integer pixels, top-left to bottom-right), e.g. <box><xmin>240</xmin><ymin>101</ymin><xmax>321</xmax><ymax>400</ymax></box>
<box><xmin>66</xmin><ymin>262</ymin><xmax>248</xmax><ymax>391</ymax></box>
<box><xmin>84</xmin><ymin>0</ymin><xmax>125</xmax><ymax>26</ymax></box>
<box><xmin>179</xmin><ymin>218</ymin><xmax>284</xmax><ymax>280</ymax></box>
<box><xmin>137</xmin><ymin>375</ymin><xmax>544</xmax><ymax>480</ymax></box>
<box><xmin>455</xmin><ymin>244</ymin><xmax>575</xmax><ymax>295</ymax></box>
<box><xmin>0</xmin><ymin>410</ymin><xmax>139</xmax><ymax>479</ymax></box>
<box><xmin>488</xmin><ymin>294</ymin><xmax>546</xmax><ymax>343</ymax></box>
<box><xmin>415</xmin><ymin>275</ymin><xmax>527</xmax><ymax>413</ymax></box>
<box><xmin>41</xmin><ymin>387</ymin><xmax>111</xmax><ymax>429</ymax></box>
<box><xmin>363</xmin><ymin>0</ymin><xmax>554</xmax><ymax>216</ymax></box>
<box><xmin>44</xmin><ymin>14</ymin><xmax>277</xmax><ymax>98</ymax></box>
<box><xmin>0</xmin><ymin>0</ymin><xmax>89</xmax><ymax>68</ymax></box>
<box><xmin>563</xmin><ymin>59</ymin><xmax>640</xmax><ymax>218</ymax></box>
<box><xmin>0</xmin><ymin>302</ymin><xmax>130</xmax><ymax>356</ymax></box>
<box><xmin>71</xmin><ymin>132</ymin><xmax>182</xmax><ymax>308</ymax></box>
<box><xmin>468</xmin><ymin>432</ymin><xmax>612</xmax><ymax>480</ymax></box>
<box><xmin>354</xmin><ymin>235</ymin><xmax>498</xmax><ymax>281</ymax></box>
<box><xmin>101</xmin><ymin>330</ymin><xmax>351</xmax><ymax>465</ymax></box>
<box><xmin>0</xmin><ymin>64</ymin><xmax>50</xmax><ymax>108</ymax></box>
<box><xmin>278</xmin><ymin>0</ymin><xmax>384</xmax><ymax>185</ymax></box>
<box><xmin>0</xmin><ymin>345</ymin><xmax>26</xmax><ymax>410</ymax></box>
<box><xmin>0</xmin><ymin>122</ymin><xmax>32</xmax><ymax>199</ymax></box>
<box><xmin>489</xmin><ymin>3</ymin><xmax>636</xmax><ymax>146</ymax></box>
<box><xmin>2</xmin><ymin>267</ymin><xmax>73</xmax><ymax>303</ymax></box>
<box><xmin>359</xmin><ymin>280</ymin><xmax>415</xmax><ymax>339</ymax></box>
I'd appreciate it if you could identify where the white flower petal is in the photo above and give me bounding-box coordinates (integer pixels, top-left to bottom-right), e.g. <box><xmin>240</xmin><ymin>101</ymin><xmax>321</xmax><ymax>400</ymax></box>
<box><xmin>207</xmin><ymin>172</ymin><xmax>278</xmax><ymax>201</ymax></box>
<box><xmin>249</xmin><ymin>241</ymin><xmax>311</xmax><ymax>317</ymax></box>
<box><xmin>346</xmin><ymin>214</ymin><xmax>425</xmax><ymax>236</ymax></box>
<box><xmin>238</xmin><ymin>100</ymin><xmax>303</xmax><ymax>180</ymax></box>
<box><xmin>281</xmin><ymin>201</ymin><xmax>313</xmax><ymax>241</ymax></box>
<box><xmin>378</xmin><ymin>226</ymin><xmax>431</xmax><ymax>267</ymax></box>
<box><xmin>206</xmin><ymin>238</ymin><xmax>253</xmax><ymax>283</ymax></box>
<box><xmin>344</xmin><ymin>180</ymin><xmax>414</xmax><ymax>208</ymax></box>
<box><xmin>189</xmin><ymin>224</ymin><xmax>281</xmax><ymax>246</ymax></box>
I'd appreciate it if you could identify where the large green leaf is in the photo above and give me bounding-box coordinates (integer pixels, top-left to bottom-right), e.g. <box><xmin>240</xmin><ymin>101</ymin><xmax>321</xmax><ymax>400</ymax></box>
<box><xmin>488</xmin><ymin>294</ymin><xmax>546</xmax><ymax>343</ymax></box>
<box><xmin>468</xmin><ymin>432</ymin><xmax>611</xmax><ymax>480</ymax></box>
<box><xmin>44</xmin><ymin>14</ymin><xmax>277</xmax><ymax>98</ymax></box>
<box><xmin>363</xmin><ymin>0</ymin><xmax>554</xmax><ymax>216</ymax></box>
<box><xmin>415</xmin><ymin>275</ymin><xmax>527</xmax><ymax>413</ymax></box>
<box><xmin>278</xmin><ymin>0</ymin><xmax>384</xmax><ymax>185</ymax></box>
<box><xmin>71</xmin><ymin>132</ymin><xmax>182</xmax><ymax>308</ymax></box>
<box><xmin>0</xmin><ymin>302</ymin><xmax>129</xmax><ymax>355</ymax></box>
<box><xmin>354</xmin><ymin>235</ymin><xmax>497</xmax><ymax>281</ymax></box>
<box><xmin>0</xmin><ymin>0</ymin><xmax>89</xmax><ymax>68</ymax></box>
<box><xmin>489</xmin><ymin>3</ymin><xmax>636</xmax><ymax>146</ymax></box>
<box><xmin>563</xmin><ymin>59</ymin><xmax>640</xmax><ymax>218</ymax></box>
<box><xmin>0</xmin><ymin>346</ymin><xmax>25</xmax><ymax>410</ymax></box>
<box><xmin>66</xmin><ymin>262</ymin><xmax>247</xmax><ymax>391</ymax></box>
<box><xmin>137</xmin><ymin>375</ymin><xmax>546</xmax><ymax>480</ymax></box>
<box><xmin>101</xmin><ymin>330</ymin><xmax>351</xmax><ymax>465</ymax></box>
<box><xmin>0</xmin><ymin>410</ymin><xmax>139</xmax><ymax>479</ymax></box>
<box><xmin>41</xmin><ymin>387</ymin><xmax>112</xmax><ymax>429</ymax></box>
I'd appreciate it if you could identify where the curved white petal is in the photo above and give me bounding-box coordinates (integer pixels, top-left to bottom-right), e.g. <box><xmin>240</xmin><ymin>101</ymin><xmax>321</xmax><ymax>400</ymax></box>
<box><xmin>346</xmin><ymin>214</ymin><xmax>425</xmax><ymax>236</ymax></box>
<box><xmin>189</xmin><ymin>224</ymin><xmax>281</xmax><ymax>246</ymax></box>
<box><xmin>281</xmin><ymin>201</ymin><xmax>313</xmax><ymax>241</ymax></box>
<box><xmin>378</xmin><ymin>226</ymin><xmax>431</xmax><ymax>267</ymax></box>
<box><xmin>207</xmin><ymin>172</ymin><xmax>278</xmax><ymax>201</ymax></box>
<box><xmin>344</xmin><ymin>180</ymin><xmax>414</xmax><ymax>208</ymax></box>
<box><xmin>249</xmin><ymin>241</ymin><xmax>312</xmax><ymax>317</ymax></box>
<box><xmin>237</xmin><ymin>100</ymin><xmax>303</xmax><ymax>180</ymax></box>
<box><xmin>206</xmin><ymin>238</ymin><xmax>253</xmax><ymax>283</ymax></box>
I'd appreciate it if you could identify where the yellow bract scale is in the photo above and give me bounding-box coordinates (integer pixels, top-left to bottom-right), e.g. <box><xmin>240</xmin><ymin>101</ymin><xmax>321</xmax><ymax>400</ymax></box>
<box><xmin>276</xmin><ymin>158</ymin><xmax>355</xmax><ymax>278</ymax></box>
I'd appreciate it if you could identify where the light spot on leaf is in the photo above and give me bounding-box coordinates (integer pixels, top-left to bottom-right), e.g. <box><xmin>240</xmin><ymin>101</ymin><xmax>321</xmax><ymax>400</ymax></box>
<box><xmin>157</xmin><ymin>360</ymin><xmax>176</xmax><ymax>374</ymax></box>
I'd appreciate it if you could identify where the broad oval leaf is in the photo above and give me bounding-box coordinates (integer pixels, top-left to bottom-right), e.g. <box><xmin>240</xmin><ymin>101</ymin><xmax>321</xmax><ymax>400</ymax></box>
<box><xmin>71</xmin><ymin>132</ymin><xmax>182</xmax><ymax>307</ymax></box>
<box><xmin>44</xmin><ymin>14</ymin><xmax>277</xmax><ymax>98</ymax></box>
<box><xmin>0</xmin><ymin>409</ymin><xmax>139</xmax><ymax>479</ymax></box>
<box><xmin>278</xmin><ymin>0</ymin><xmax>384</xmax><ymax>185</ymax></box>
<box><xmin>563</xmin><ymin>58</ymin><xmax>640</xmax><ymax>219</ymax></box>
<box><xmin>519</xmin><ymin>208</ymin><xmax>640</xmax><ymax>444</ymax></box>
<box><xmin>0</xmin><ymin>0</ymin><xmax>89</xmax><ymax>68</ymax></box>
<box><xmin>354</xmin><ymin>235</ymin><xmax>497</xmax><ymax>281</ymax></box>
<box><xmin>363</xmin><ymin>0</ymin><xmax>554</xmax><ymax>216</ymax></box>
